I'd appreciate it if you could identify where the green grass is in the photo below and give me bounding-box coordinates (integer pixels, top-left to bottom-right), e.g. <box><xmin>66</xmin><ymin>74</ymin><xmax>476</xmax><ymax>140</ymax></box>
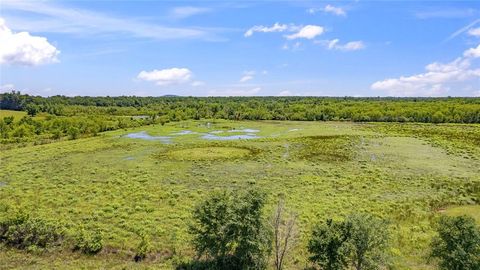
<box><xmin>165</xmin><ymin>147</ymin><xmax>252</xmax><ymax>161</ymax></box>
<box><xmin>0</xmin><ymin>109</ymin><xmax>26</xmax><ymax>120</ymax></box>
<box><xmin>0</xmin><ymin>120</ymin><xmax>479</xmax><ymax>269</ymax></box>
<box><xmin>443</xmin><ymin>205</ymin><xmax>480</xmax><ymax>224</ymax></box>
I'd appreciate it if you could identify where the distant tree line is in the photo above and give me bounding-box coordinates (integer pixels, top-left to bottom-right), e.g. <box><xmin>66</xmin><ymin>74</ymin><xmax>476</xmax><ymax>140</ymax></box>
<box><xmin>0</xmin><ymin>114</ymin><xmax>152</xmax><ymax>145</ymax></box>
<box><xmin>2</xmin><ymin>91</ymin><xmax>480</xmax><ymax>123</ymax></box>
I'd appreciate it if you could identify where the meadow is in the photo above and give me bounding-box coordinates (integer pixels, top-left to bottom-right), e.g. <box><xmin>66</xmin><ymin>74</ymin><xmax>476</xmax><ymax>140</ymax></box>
<box><xmin>0</xmin><ymin>117</ymin><xmax>479</xmax><ymax>269</ymax></box>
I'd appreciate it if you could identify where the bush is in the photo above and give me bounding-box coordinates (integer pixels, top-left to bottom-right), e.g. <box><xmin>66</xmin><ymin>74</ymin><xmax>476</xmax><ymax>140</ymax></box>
<box><xmin>308</xmin><ymin>219</ymin><xmax>351</xmax><ymax>270</ymax></box>
<box><xmin>189</xmin><ymin>188</ymin><xmax>271</xmax><ymax>269</ymax></box>
<box><xmin>134</xmin><ymin>232</ymin><xmax>151</xmax><ymax>262</ymax></box>
<box><xmin>308</xmin><ymin>213</ymin><xmax>390</xmax><ymax>270</ymax></box>
<box><xmin>430</xmin><ymin>215</ymin><xmax>480</xmax><ymax>270</ymax></box>
<box><xmin>347</xmin><ymin>213</ymin><xmax>390</xmax><ymax>270</ymax></box>
<box><xmin>73</xmin><ymin>228</ymin><xmax>103</xmax><ymax>255</ymax></box>
<box><xmin>0</xmin><ymin>212</ymin><xmax>63</xmax><ymax>250</ymax></box>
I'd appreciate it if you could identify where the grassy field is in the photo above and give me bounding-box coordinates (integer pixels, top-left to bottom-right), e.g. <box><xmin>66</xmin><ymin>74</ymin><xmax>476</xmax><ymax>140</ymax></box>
<box><xmin>0</xmin><ymin>120</ymin><xmax>479</xmax><ymax>269</ymax></box>
<box><xmin>0</xmin><ymin>109</ymin><xmax>27</xmax><ymax>120</ymax></box>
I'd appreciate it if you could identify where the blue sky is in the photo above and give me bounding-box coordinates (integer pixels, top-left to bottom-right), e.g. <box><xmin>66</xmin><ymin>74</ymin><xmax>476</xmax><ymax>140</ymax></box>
<box><xmin>1</xmin><ymin>0</ymin><xmax>480</xmax><ymax>97</ymax></box>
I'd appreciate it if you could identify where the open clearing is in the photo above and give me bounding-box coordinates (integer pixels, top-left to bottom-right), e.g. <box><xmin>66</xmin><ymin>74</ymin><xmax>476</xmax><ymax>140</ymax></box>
<box><xmin>0</xmin><ymin>120</ymin><xmax>479</xmax><ymax>269</ymax></box>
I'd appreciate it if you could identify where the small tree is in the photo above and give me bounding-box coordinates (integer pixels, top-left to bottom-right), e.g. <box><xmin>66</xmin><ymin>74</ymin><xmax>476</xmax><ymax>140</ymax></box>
<box><xmin>272</xmin><ymin>198</ymin><xmax>298</xmax><ymax>270</ymax></box>
<box><xmin>308</xmin><ymin>213</ymin><xmax>390</xmax><ymax>270</ymax></box>
<box><xmin>308</xmin><ymin>219</ymin><xmax>351</xmax><ymax>270</ymax></box>
<box><xmin>134</xmin><ymin>232</ymin><xmax>151</xmax><ymax>262</ymax></box>
<box><xmin>25</xmin><ymin>104</ymin><xmax>39</xmax><ymax>117</ymax></box>
<box><xmin>347</xmin><ymin>213</ymin><xmax>389</xmax><ymax>270</ymax></box>
<box><xmin>430</xmin><ymin>215</ymin><xmax>480</xmax><ymax>270</ymax></box>
<box><xmin>73</xmin><ymin>228</ymin><xmax>103</xmax><ymax>255</ymax></box>
<box><xmin>189</xmin><ymin>188</ymin><xmax>271</xmax><ymax>269</ymax></box>
<box><xmin>190</xmin><ymin>191</ymin><xmax>235</xmax><ymax>266</ymax></box>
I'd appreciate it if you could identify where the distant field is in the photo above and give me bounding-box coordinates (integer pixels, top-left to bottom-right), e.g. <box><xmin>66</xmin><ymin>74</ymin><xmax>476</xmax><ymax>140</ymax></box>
<box><xmin>0</xmin><ymin>120</ymin><xmax>479</xmax><ymax>269</ymax></box>
<box><xmin>444</xmin><ymin>205</ymin><xmax>480</xmax><ymax>224</ymax></box>
<box><xmin>0</xmin><ymin>109</ymin><xmax>26</xmax><ymax>120</ymax></box>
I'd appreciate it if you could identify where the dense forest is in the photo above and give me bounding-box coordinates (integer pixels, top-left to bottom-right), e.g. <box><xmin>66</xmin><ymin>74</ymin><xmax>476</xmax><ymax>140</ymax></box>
<box><xmin>1</xmin><ymin>91</ymin><xmax>480</xmax><ymax>145</ymax></box>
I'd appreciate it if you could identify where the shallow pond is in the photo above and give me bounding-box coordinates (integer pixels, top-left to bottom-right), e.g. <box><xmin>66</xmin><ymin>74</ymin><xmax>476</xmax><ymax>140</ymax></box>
<box><xmin>124</xmin><ymin>127</ymin><xmax>263</xmax><ymax>142</ymax></box>
<box><xmin>123</xmin><ymin>131</ymin><xmax>172</xmax><ymax>143</ymax></box>
<box><xmin>228</xmin><ymin>129</ymin><xmax>260</xmax><ymax>133</ymax></box>
<box><xmin>201</xmin><ymin>134</ymin><xmax>261</xmax><ymax>140</ymax></box>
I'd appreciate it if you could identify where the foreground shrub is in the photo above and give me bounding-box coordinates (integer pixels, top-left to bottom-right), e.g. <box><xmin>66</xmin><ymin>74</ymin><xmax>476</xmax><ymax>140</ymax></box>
<box><xmin>308</xmin><ymin>219</ymin><xmax>351</xmax><ymax>270</ymax></box>
<box><xmin>0</xmin><ymin>212</ymin><xmax>63</xmax><ymax>250</ymax></box>
<box><xmin>189</xmin><ymin>188</ymin><xmax>271</xmax><ymax>270</ymax></box>
<box><xmin>308</xmin><ymin>213</ymin><xmax>390</xmax><ymax>270</ymax></box>
<box><xmin>347</xmin><ymin>213</ymin><xmax>390</xmax><ymax>270</ymax></box>
<box><xmin>430</xmin><ymin>215</ymin><xmax>480</xmax><ymax>270</ymax></box>
<box><xmin>134</xmin><ymin>232</ymin><xmax>151</xmax><ymax>262</ymax></box>
<box><xmin>73</xmin><ymin>228</ymin><xmax>103</xmax><ymax>255</ymax></box>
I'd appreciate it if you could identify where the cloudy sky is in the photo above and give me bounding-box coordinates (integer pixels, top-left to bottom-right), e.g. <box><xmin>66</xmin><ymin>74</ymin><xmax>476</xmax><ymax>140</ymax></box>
<box><xmin>1</xmin><ymin>0</ymin><xmax>480</xmax><ymax>97</ymax></box>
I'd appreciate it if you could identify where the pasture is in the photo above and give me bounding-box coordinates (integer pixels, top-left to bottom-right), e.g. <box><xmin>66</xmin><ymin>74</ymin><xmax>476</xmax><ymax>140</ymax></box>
<box><xmin>0</xmin><ymin>120</ymin><xmax>479</xmax><ymax>269</ymax></box>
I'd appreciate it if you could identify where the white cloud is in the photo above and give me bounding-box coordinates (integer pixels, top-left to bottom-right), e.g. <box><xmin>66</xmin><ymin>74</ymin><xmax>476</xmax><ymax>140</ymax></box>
<box><xmin>2</xmin><ymin>1</ymin><xmax>211</xmax><ymax>40</ymax></box>
<box><xmin>0</xmin><ymin>18</ymin><xmax>59</xmax><ymax>66</ymax></box>
<box><xmin>371</xmin><ymin>45</ymin><xmax>480</xmax><ymax>96</ymax></box>
<box><xmin>137</xmin><ymin>68</ymin><xmax>193</xmax><ymax>86</ymax></box>
<box><xmin>307</xmin><ymin>5</ymin><xmax>346</xmax><ymax>16</ymax></box>
<box><xmin>468</xmin><ymin>27</ymin><xmax>480</xmax><ymax>37</ymax></box>
<box><xmin>319</xmin><ymin>39</ymin><xmax>365</xmax><ymax>51</ymax></box>
<box><xmin>245</xmin><ymin>23</ymin><xmax>324</xmax><ymax>41</ymax></box>
<box><xmin>324</xmin><ymin>5</ymin><xmax>347</xmax><ymax>16</ymax></box>
<box><xmin>244</xmin><ymin>23</ymin><xmax>293</xmax><ymax>37</ymax></box>
<box><xmin>239</xmin><ymin>75</ymin><xmax>254</xmax><ymax>83</ymax></box>
<box><xmin>473</xmin><ymin>90</ymin><xmax>480</xmax><ymax>97</ymax></box>
<box><xmin>208</xmin><ymin>87</ymin><xmax>262</xmax><ymax>96</ymax></box>
<box><xmin>464</xmin><ymin>44</ymin><xmax>480</xmax><ymax>58</ymax></box>
<box><xmin>285</xmin><ymin>25</ymin><xmax>324</xmax><ymax>40</ymax></box>
<box><xmin>239</xmin><ymin>71</ymin><xmax>256</xmax><ymax>83</ymax></box>
<box><xmin>169</xmin><ymin>6</ymin><xmax>211</xmax><ymax>19</ymax></box>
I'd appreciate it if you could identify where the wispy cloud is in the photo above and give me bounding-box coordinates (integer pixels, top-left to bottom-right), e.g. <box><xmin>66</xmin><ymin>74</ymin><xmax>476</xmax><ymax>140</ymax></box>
<box><xmin>316</xmin><ymin>39</ymin><xmax>365</xmax><ymax>51</ymax></box>
<box><xmin>445</xmin><ymin>18</ymin><xmax>480</xmax><ymax>41</ymax></box>
<box><xmin>2</xmin><ymin>0</ymin><xmax>214</xmax><ymax>40</ymax></box>
<box><xmin>244</xmin><ymin>23</ymin><xmax>297</xmax><ymax>37</ymax></box>
<box><xmin>169</xmin><ymin>6</ymin><xmax>212</xmax><ymax>19</ymax></box>
<box><xmin>239</xmin><ymin>70</ymin><xmax>268</xmax><ymax>82</ymax></box>
<box><xmin>239</xmin><ymin>74</ymin><xmax>254</xmax><ymax>83</ymax></box>
<box><xmin>245</xmin><ymin>23</ymin><xmax>323</xmax><ymax>40</ymax></box>
<box><xmin>415</xmin><ymin>8</ymin><xmax>477</xmax><ymax>19</ymax></box>
<box><xmin>307</xmin><ymin>5</ymin><xmax>346</xmax><ymax>16</ymax></box>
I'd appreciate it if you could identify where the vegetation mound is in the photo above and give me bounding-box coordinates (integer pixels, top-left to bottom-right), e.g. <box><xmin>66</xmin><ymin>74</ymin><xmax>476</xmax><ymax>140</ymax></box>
<box><xmin>166</xmin><ymin>146</ymin><xmax>252</xmax><ymax>161</ymax></box>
